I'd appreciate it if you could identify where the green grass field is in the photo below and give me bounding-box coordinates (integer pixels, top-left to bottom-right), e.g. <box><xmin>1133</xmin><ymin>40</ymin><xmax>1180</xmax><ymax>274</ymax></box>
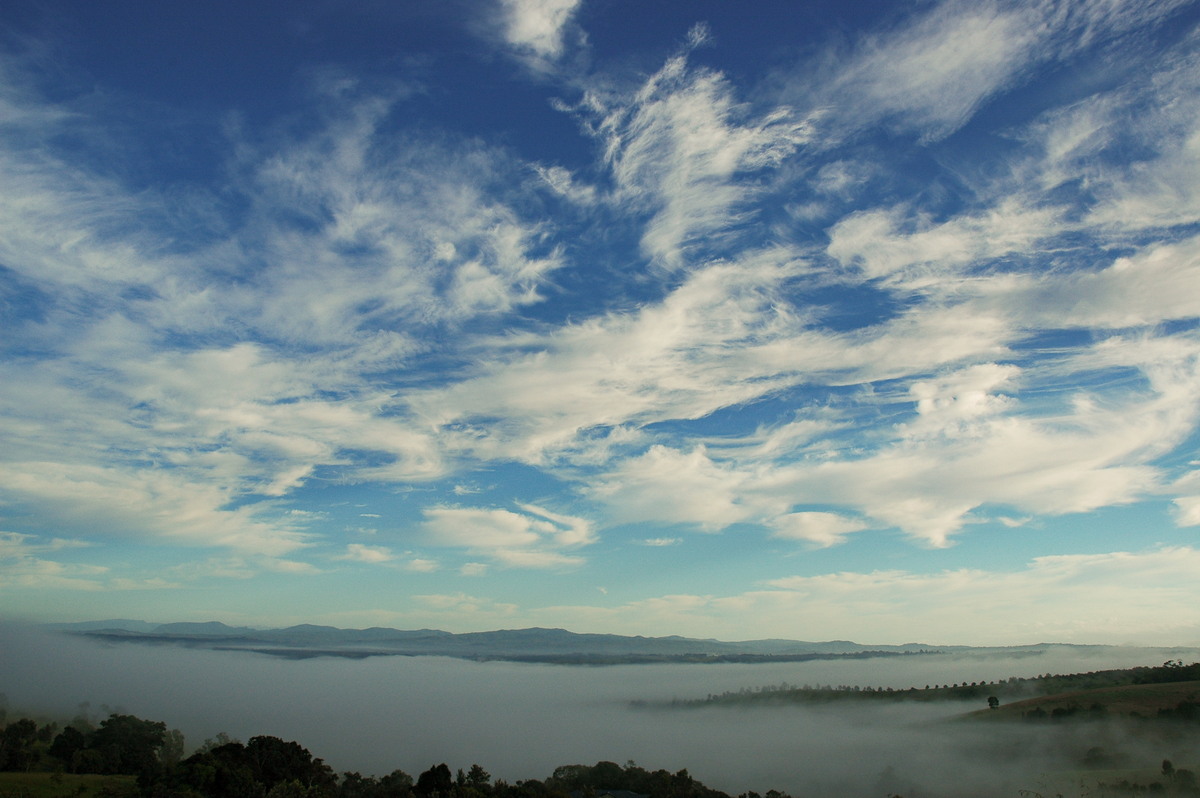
<box><xmin>0</xmin><ymin>772</ymin><xmax>137</xmax><ymax>797</ymax></box>
<box><xmin>1026</xmin><ymin>764</ymin><xmax>1200</xmax><ymax>797</ymax></box>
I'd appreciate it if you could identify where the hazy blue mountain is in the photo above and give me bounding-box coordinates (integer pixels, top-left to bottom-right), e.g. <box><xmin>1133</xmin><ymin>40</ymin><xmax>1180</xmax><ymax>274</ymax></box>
<box><xmin>256</xmin><ymin>625</ymin><xmax>454</xmax><ymax>646</ymax></box>
<box><xmin>44</xmin><ymin>619</ymin><xmax>161</xmax><ymax>633</ymax></box>
<box><xmin>152</xmin><ymin>621</ymin><xmax>260</xmax><ymax>636</ymax></box>
<box><xmin>50</xmin><ymin>620</ymin><xmax>950</xmax><ymax>662</ymax></box>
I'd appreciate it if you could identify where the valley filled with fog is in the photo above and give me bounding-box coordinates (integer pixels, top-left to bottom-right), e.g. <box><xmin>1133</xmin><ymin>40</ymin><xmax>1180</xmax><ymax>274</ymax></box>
<box><xmin>2</xmin><ymin>625</ymin><xmax>1198</xmax><ymax>797</ymax></box>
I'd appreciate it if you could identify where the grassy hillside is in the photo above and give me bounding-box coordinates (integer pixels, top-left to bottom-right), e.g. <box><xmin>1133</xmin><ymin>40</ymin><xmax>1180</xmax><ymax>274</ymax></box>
<box><xmin>966</xmin><ymin>680</ymin><xmax>1200</xmax><ymax>721</ymax></box>
<box><xmin>664</xmin><ymin>659</ymin><xmax>1200</xmax><ymax>711</ymax></box>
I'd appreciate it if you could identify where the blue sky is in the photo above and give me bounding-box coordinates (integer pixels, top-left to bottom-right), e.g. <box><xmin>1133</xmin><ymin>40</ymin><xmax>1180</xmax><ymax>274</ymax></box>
<box><xmin>2</xmin><ymin>0</ymin><xmax>1200</xmax><ymax>645</ymax></box>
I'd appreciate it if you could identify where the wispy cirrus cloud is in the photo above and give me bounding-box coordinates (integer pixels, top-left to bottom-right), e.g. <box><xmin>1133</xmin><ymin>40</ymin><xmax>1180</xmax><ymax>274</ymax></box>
<box><xmin>825</xmin><ymin>2</ymin><xmax>1047</xmax><ymax>141</ymax></box>
<box><xmin>787</xmin><ymin>0</ymin><xmax>1195</xmax><ymax>143</ymax></box>
<box><xmin>0</xmin><ymin>65</ymin><xmax>568</xmax><ymax>561</ymax></box>
<box><xmin>2</xmin><ymin>0</ymin><xmax>1200</xmax><ymax>639</ymax></box>
<box><xmin>572</xmin><ymin>43</ymin><xmax>814</xmax><ymax>268</ymax></box>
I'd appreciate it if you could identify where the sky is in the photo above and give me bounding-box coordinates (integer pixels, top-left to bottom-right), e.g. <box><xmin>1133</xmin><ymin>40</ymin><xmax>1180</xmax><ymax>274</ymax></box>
<box><xmin>2</xmin><ymin>0</ymin><xmax>1200</xmax><ymax>646</ymax></box>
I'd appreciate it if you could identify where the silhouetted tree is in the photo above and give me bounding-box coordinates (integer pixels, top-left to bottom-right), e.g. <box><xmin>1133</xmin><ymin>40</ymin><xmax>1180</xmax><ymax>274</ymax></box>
<box><xmin>381</xmin><ymin>769</ymin><xmax>415</xmax><ymax>796</ymax></box>
<box><xmin>245</xmin><ymin>735</ymin><xmax>336</xmax><ymax>793</ymax></box>
<box><xmin>0</xmin><ymin>718</ymin><xmax>39</xmax><ymax>771</ymax></box>
<box><xmin>177</xmin><ymin>741</ymin><xmax>262</xmax><ymax>797</ymax></box>
<box><xmin>48</xmin><ymin>725</ymin><xmax>87</xmax><ymax>771</ymax></box>
<box><xmin>416</xmin><ymin>763</ymin><xmax>454</xmax><ymax>798</ymax></box>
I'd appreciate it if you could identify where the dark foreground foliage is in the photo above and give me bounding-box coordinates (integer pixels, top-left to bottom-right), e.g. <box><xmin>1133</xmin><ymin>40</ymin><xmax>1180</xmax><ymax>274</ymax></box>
<box><xmin>0</xmin><ymin>709</ymin><xmax>763</xmax><ymax>798</ymax></box>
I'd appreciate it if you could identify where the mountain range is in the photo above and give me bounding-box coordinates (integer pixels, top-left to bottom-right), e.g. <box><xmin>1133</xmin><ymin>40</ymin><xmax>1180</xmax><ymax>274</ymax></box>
<box><xmin>46</xmin><ymin>620</ymin><xmax>962</xmax><ymax>663</ymax></box>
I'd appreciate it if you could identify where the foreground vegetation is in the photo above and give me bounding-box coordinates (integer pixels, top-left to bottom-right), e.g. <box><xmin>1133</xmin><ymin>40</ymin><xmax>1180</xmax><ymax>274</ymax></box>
<box><xmin>2</xmin><ymin>661</ymin><xmax>1198</xmax><ymax>797</ymax></box>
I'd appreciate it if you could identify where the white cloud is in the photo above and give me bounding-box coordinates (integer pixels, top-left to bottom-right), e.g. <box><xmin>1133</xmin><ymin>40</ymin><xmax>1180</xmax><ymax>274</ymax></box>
<box><xmin>0</xmin><ymin>558</ymin><xmax>110</xmax><ymax>591</ymax></box>
<box><xmin>498</xmin><ymin>0</ymin><xmax>581</xmax><ymax>59</ymax></box>
<box><xmin>421</xmin><ymin>504</ymin><xmax>593</xmax><ymax>569</ymax></box>
<box><xmin>0</xmin><ymin>531</ymin><xmax>189</xmax><ymax>592</ymax></box>
<box><xmin>826</xmin><ymin>201</ymin><xmax>1060</xmax><ymax>284</ymax></box>
<box><xmin>262</xmin><ymin>558</ymin><xmax>322</xmax><ymax>575</ymax></box>
<box><xmin>245</xmin><ymin>106</ymin><xmax>565</xmax><ymax>341</ymax></box>
<box><xmin>488</xmin><ymin>548</ymin><xmax>585</xmax><ymax>569</ymax></box>
<box><xmin>1061</xmin><ymin>48</ymin><xmax>1200</xmax><ymax>230</ymax></box>
<box><xmin>769</xmin><ymin>512</ymin><xmax>869</xmax><ymax>547</ymax></box>
<box><xmin>963</xmin><ymin>236</ymin><xmax>1200</xmax><ymax>330</ymax></box>
<box><xmin>423</xmin><ymin>507</ymin><xmax>546</xmax><ymax>548</ymax></box>
<box><xmin>408</xmin><ymin>251</ymin><xmax>814</xmax><ymax>465</ymax></box>
<box><xmin>587</xmin><ymin>343</ymin><xmax>1200</xmax><ymax>547</ymax></box>
<box><xmin>516</xmin><ymin>502</ymin><xmax>596</xmax><ymax>547</ymax></box>
<box><xmin>339</xmin><ymin>544</ymin><xmax>394</xmax><ymax>564</ymax></box>
<box><xmin>1174</xmin><ymin>495</ymin><xmax>1200</xmax><ymax>526</ymax></box>
<box><xmin>0</xmin><ymin>532</ymin><xmax>87</xmax><ymax>558</ymax></box>
<box><xmin>590</xmin><ymin>445</ymin><xmax>757</xmax><ymax>530</ymax></box>
<box><xmin>0</xmin><ymin>460</ymin><xmax>313</xmax><ymax>556</ymax></box>
<box><xmin>534</xmin><ymin>164</ymin><xmax>598</xmax><ymax>205</ymax></box>
<box><xmin>798</xmin><ymin>0</ymin><xmax>1192</xmax><ymax>143</ymax></box>
<box><xmin>904</xmin><ymin>363</ymin><xmax>1020</xmax><ymax>441</ymax></box>
<box><xmin>1170</xmin><ymin>469</ymin><xmax>1200</xmax><ymax>526</ymax></box>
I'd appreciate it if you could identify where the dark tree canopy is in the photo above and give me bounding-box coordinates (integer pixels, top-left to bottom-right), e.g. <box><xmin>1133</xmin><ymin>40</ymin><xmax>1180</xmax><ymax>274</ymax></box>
<box><xmin>90</xmin><ymin>713</ymin><xmax>167</xmax><ymax>775</ymax></box>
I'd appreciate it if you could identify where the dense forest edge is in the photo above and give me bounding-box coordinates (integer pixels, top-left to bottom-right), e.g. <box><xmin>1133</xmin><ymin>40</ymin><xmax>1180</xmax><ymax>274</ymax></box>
<box><xmin>1</xmin><ymin>660</ymin><xmax>1199</xmax><ymax>797</ymax></box>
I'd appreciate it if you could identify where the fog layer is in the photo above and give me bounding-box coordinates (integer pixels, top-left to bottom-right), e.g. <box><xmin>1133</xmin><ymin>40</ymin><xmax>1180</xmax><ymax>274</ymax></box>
<box><xmin>2</xmin><ymin>625</ymin><xmax>1197</xmax><ymax>797</ymax></box>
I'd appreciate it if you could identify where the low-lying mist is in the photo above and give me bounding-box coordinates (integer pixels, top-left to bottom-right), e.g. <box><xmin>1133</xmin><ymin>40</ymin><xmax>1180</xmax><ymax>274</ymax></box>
<box><xmin>2</xmin><ymin>623</ymin><xmax>1197</xmax><ymax>797</ymax></box>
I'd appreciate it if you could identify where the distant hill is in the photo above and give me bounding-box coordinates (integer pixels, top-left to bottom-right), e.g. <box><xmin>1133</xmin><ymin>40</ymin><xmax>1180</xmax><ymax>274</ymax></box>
<box><xmin>49</xmin><ymin>620</ymin><xmax>950</xmax><ymax>663</ymax></box>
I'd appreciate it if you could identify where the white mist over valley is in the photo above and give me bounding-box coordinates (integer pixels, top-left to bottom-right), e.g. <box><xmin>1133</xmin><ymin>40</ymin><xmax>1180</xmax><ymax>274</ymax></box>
<box><xmin>3</xmin><ymin>624</ymin><xmax>1197</xmax><ymax>797</ymax></box>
